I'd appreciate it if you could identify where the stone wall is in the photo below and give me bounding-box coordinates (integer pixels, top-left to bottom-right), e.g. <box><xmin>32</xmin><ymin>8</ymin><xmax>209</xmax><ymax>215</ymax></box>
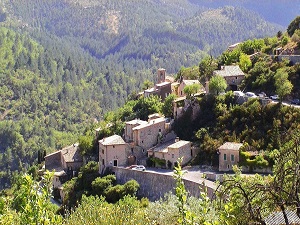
<box><xmin>112</xmin><ymin>167</ymin><xmax>216</xmax><ymax>201</ymax></box>
<box><xmin>271</xmin><ymin>55</ymin><xmax>300</xmax><ymax>64</ymax></box>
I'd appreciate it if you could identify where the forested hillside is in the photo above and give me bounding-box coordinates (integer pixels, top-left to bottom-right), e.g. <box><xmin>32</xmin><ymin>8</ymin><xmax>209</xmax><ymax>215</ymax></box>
<box><xmin>188</xmin><ymin>0</ymin><xmax>300</xmax><ymax>27</ymax></box>
<box><xmin>0</xmin><ymin>0</ymin><xmax>294</xmax><ymax>188</ymax></box>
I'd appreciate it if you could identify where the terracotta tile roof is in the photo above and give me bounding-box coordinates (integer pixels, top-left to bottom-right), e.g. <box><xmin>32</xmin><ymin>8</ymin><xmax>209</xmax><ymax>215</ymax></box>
<box><xmin>214</xmin><ymin>65</ymin><xmax>244</xmax><ymax>77</ymax></box>
<box><xmin>218</xmin><ymin>142</ymin><xmax>243</xmax><ymax>151</ymax></box>
<box><xmin>99</xmin><ymin>135</ymin><xmax>126</xmax><ymax>146</ymax></box>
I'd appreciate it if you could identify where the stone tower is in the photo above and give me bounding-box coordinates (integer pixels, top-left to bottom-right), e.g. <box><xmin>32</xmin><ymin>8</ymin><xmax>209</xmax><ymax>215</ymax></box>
<box><xmin>157</xmin><ymin>68</ymin><xmax>166</xmax><ymax>84</ymax></box>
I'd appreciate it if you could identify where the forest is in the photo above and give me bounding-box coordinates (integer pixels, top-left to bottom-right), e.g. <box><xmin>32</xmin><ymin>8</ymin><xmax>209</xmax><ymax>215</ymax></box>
<box><xmin>0</xmin><ymin>0</ymin><xmax>291</xmax><ymax>188</ymax></box>
<box><xmin>0</xmin><ymin>0</ymin><xmax>299</xmax><ymax>222</ymax></box>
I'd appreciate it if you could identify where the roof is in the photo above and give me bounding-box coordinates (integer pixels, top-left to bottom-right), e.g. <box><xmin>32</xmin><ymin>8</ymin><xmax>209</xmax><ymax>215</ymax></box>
<box><xmin>144</xmin><ymin>87</ymin><xmax>157</xmax><ymax>93</ymax></box>
<box><xmin>148</xmin><ymin>139</ymin><xmax>191</xmax><ymax>153</ymax></box>
<box><xmin>214</xmin><ymin>65</ymin><xmax>245</xmax><ymax>77</ymax></box>
<box><xmin>168</xmin><ymin>140</ymin><xmax>191</xmax><ymax>149</ymax></box>
<box><xmin>126</xmin><ymin>118</ymin><xmax>148</xmax><ymax>126</ymax></box>
<box><xmin>183</xmin><ymin>80</ymin><xmax>200</xmax><ymax>85</ymax></box>
<box><xmin>148</xmin><ymin>140</ymin><xmax>175</xmax><ymax>153</ymax></box>
<box><xmin>132</xmin><ymin>117</ymin><xmax>165</xmax><ymax>130</ymax></box>
<box><xmin>156</xmin><ymin>81</ymin><xmax>171</xmax><ymax>87</ymax></box>
<box><xmin>165</xmin><ymin>76</ymin><xmax>175</xmax><ymax>83</ymax></box>
<box><xmin>60</xmin><ymin>144</ymin><xmax>83</xmax><ymax>163</ymax></box>
<box><xmin>99</xmin><ymin>135</ymin><xmax>126</xmax><ymax>146</ymax></box>
<box><xmin>228</xmin><ymin>42</ymin><xmax>241</xmax><ymax>48</ymax></box>
<box><xmin>218</xmin><ymin>142</ymin><xmax>243</xmax><ymax>151</ymax></box>
<box><xmin>265</xmin><ymin>210</ymin><xmax>300</xmax><ymax>225</ymax></box>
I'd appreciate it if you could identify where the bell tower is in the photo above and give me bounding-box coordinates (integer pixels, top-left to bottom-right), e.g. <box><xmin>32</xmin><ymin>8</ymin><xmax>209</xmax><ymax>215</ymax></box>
<box><xmin>157</xmin><ymin>68</ymin><xmax>166</xmax><ymax>84</ymax></box>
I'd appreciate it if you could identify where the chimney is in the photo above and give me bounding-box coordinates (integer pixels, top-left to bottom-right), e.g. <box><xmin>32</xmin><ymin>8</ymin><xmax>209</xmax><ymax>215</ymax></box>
<box><xmin>175</xmin><ymin>137</ymin><xmax>180</xmax><ymax>142</ymax></box>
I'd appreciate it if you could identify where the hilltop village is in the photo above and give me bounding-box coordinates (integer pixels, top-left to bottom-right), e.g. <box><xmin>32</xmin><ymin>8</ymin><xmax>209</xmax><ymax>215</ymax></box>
<box><xmin>44</xmin><ymin>40</ymin><xmax>300</xmax><ymax>202</ymax></box>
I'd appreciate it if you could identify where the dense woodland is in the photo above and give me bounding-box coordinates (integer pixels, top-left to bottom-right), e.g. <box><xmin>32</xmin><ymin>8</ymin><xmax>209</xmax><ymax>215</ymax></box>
<box><xmin>0</xmin><ymin>0</ymin><xmax>292</xmax><ymax>188</ymax></box>
<box><xmin>0</xmin><ymin>0</ymin><xmax>300</xmax><ymax>224</ymax></box>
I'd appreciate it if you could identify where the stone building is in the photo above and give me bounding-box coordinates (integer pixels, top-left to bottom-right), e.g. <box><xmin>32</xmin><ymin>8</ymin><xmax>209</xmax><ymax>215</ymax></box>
<box><xmin>218</xmin><ymin>142</ymin><xmax>243</xmax><ymax>172</ymax></box>
<box><xmin>99</xmin><ymin>135</ymin><xmax>129</xmax><ymax>173</ymax></box>
<box><xmin>213</xmin><ymin>65</ymin><xmax>245</xmax><ymax>91</ymax></box>
<box><xmin>147</xmin><ymin>138</ymin><xmax>194</xmax><ymax>168</ymax></box>
<box><xmin>44</xmin><ymin>143</ymin><xmax>83</xmax><ymax>199</ymax></box>
<box><xmin>144</xmin><ymin>68</ymin><xmax>172</xmax><ymax>100</ymax></box>
<box><xmin>132</xmin><ymin>116</ymin><xmax>166</xmax><ymax>151</ymax></box>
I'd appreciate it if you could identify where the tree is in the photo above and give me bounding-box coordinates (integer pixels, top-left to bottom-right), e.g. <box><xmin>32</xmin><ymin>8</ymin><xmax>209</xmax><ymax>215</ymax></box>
<box><xmin>198</xmin><ymin>56</ymin><xmax>218</xmax><ymax>82</ymax></box>
<box><xmin>142</xmin><ymin>80</ymin><xmax>154</xmax><ymax>90</ymax></box>
<box><xmin>287</xmin><ymin>16</ymin><xmax>300</xmax><ymax>37</ymax></box>
<box><xmin>133</xmin><ymin>95</ymin><xmax>163</xmax><ymax>120</ymax></box>
<box><xmin>239</xmin><ymin>53</ymin><xmax>252</xmax><ymax>72</ymax></box>
<box><xmin>209</xmin><ymin>75</ymin><xmax>227</xmax><ymax>95</ymax></box>
<box><xmin>78</xmin><ymin>135</ymin><xmax>93</xmax><ymax>156</ymax></box>
<box><xmin>270</xmin><ymin>131</ymin><xmax>300</xmax><ymax>223</ymax></box>
<box><xmin>217</xmin><ymin>166</ymin><xmax>270</xmax><ymax>225</ymax></box>
<box><xmin>11</xmin><ymin>172</ymin><xmax>63</xmax><ymax>224</ymax></box>
<box><xmin>162</xmin><ymin>93</ymin><xmax>176</xmax><ymax>118</ymax></box>
<box><xmin>183</xmin><ymin>83</ymin><xmax>202</xmax><ymax>99</ymax></box>
<box><xmin>274</xmin><ymin>68</ymin><xmax>293</xmax><ymax>102</ymax></box>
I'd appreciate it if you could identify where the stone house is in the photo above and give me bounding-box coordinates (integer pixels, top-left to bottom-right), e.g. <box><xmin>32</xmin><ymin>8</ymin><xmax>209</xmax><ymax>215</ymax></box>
<box><xmin>44</xmin><ymin>143</ymin><xmax>83</xmax><ymax>199</ymax></box>
<box><xmin>177</xmin><ymin>79</ymin><xmax>202</xmax><ymax>97</ymax></box>
<box><xmin>147</xmin><ymin>138</ymin><xmax>194</xmax><ymax>168</ymax></box>
<box><xmin>227</xmin><ymin>42</ymin><xmax>241</xmax><ymax>51</ymax></box>
<box><xmin>144</xmin><ymin>68</ymin><xmax>172</xmax><ymax>100</ymax></box>
<box><xmin>99</xmin><ymin>134</ymin><xmax>129</xmax><ymax>173</ymax></box>
<box><xmin>213</xmin><ymin>65</ymin><xmax>245</xmax><ymax>91</ymax></box>
<box><xmin>132</xmin><ymin>116</ymin><xmax>166</xmax><ymax>151</ymax></box>
<box><xmin>218</xmin><ymin>142</ymin><xmax>243</xmax><ymax>172</ymax></box>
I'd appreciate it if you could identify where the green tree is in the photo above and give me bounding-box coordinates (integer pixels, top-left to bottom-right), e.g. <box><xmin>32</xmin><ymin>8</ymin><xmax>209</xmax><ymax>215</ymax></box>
<box><xmin>133</xmin><ymin>95</ymin><xmax>163</xmax><ymax>120</ymax></box>
<box><xmin>142</xmin><ymin>80</ymin><xmax>154</xmax><ymax>90</ymax></box>
<box><xmin>12</xmin><ymin>172</ymin><xmax>63</xmax><ymax>225</ymax></box>
<box><xmin>239</xmin><ymin>53</ymin><xmax>252</xmax><ymax>72</ymax></box>
<box><xmin>162</xmin><ymin>93</ymin><xmax>176</xmax><ymax>118</ymax></box>
<box><xmin>198</xmin><ymin>56</ymin><xmax>218</xmax><ymax>81</ymax></box>
<box><xmin>78</xmin><ymin>135</ymin><xmax>93</xmax><ymax>156</ymax></box>
<box><xmin>183</xmin><ymin>83</ymin><xmax>202</xmax><ymax>99</ymax></box>
<box><xmin>209</xmin><ymin>75</ymin><xmax>227</xmax><ymax>95</ymax></box>
<box><xmin>287</xmin><ymin>16</ymin><xmax>300</xmax><ymax>37</ymax></box>
<box><xmin>274</xmin><ymin>68</ymin><xmax>293</xmax><ymax>102</ymax></box>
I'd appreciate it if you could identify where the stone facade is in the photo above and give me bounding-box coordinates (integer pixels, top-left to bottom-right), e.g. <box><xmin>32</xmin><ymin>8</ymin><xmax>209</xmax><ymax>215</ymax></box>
<box><xmin>44</xmin><ymin>144</ymin><xmax>83</xmax><ymax>190</ymax></box>
<box><xmin>218</xmin><ymin>142</ymin><xmax>243</xmax><ymax>172</ymax></box>
<box><xmin>177</xmin><ymin>79</ymin><xmax>202</xmax><ymax>97</ymax></box>
<box><xmin>213</xmin><ymin>65</ymin><xmax>245</xmax><ymax>91</ymax></box>
<box><xmin>132</xmin><ymin>117</ymin><xmax>166</xmax><ymax>151</ymax></box>
<box><xmin>99</xmin><ymin>135</ymin><xmax>129</xmax><ymax>173</ymax></box>
<box><xmin>148</xmin><ymin>138</ymin><xmax>193</xmax><ymax>168</ymax></box>
<box><xmin>112</xmin><ymin>167</ymin><xmax>216</xmax><ymax>201</ymax></box>
<box><xmin>144</xmin><ymin>68</ymin><xmax>172</xmax><ymax>100</ymax></box>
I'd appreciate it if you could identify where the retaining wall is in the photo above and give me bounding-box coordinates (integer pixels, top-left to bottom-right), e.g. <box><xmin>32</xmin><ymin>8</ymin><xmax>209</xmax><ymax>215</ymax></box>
<box><xmin>112</xmin><ymin>167</ymin><xmax>216</xmax><ymax>201</ymax></box>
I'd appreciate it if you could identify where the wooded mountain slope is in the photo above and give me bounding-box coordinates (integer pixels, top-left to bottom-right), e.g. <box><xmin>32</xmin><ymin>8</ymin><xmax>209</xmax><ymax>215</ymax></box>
<box><xmin>0</xmin><ymin>0</ymin><xmax>293</xmax><ymax>188</ymax></box>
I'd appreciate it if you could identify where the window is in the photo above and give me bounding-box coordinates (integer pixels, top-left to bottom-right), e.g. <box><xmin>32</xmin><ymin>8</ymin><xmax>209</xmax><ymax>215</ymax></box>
<box><xmin>159</xmin><ymin>128</ymin><xmax>161</xmax><ymax>132</ymax></box>
<box><xmin>113</xmin><ymin>145</ymin><xmax>115</xmax><ymax>148</ymax></box>
<box><xmin>172</xmin><ymin>154</ymin><xmax>174</xmax><ymax>158</ymax></box>
<box><xmin>131</xmin><ymin>148</ymin><xmax>134</xmax><ymax>153</ymax></box>
<box><xmin>231</xmin><ymin>154</ymin><xmax>235</xmax><ymax>162</ymax></box>
<box><xmin>102</xmin><ymin>149</ymin><xmax>104</xmax><ymax>154</ymax></box>
<box><xmin>102</xmin><ymin>159</ymin><xmax>105</xmax><ymax>166</ymax></box>
<box><xmin>224</xmin><ymin>153</ymin><xmax>227</xmax><ymax>161</ymax></box>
